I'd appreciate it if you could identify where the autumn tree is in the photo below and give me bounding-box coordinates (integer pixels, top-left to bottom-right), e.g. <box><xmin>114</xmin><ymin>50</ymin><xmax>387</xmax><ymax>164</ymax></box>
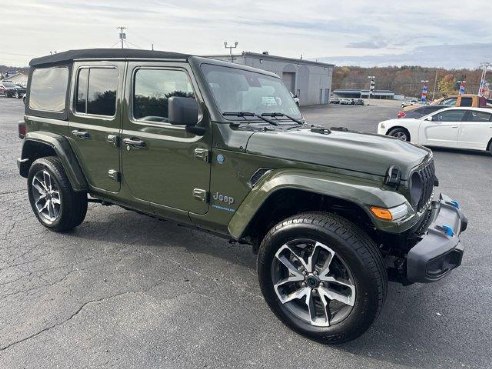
<box><xmin>438</xmin><ymin>74</ymin><xmax>456</xmax><ymax>96</ymax></box>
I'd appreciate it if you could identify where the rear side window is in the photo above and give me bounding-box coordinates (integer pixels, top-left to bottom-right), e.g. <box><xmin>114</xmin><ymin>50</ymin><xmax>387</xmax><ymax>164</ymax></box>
<box><xmin>467</xmin><ymin>111</ymin><xmax>492</xmax><ymax>122</ymax></box>
<box><xmin>29</xmin><ymin>67</ymin><xmax>69</xmax><ymax>112</ymax></box>
<box><xmin>460</xmin><ymin>97</ymin><xmax>473</xmax><ymax>107</ymax></box>
<box><xmin>75</xmin><ymin>67</ymin><xmax>118</xmax><ymax>116</ymax></box>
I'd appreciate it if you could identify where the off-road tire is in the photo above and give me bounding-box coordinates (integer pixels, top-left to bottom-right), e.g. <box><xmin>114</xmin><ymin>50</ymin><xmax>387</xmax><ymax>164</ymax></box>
<box><xmin>388</xmin><ymin>127</ymin><xmax>410</xmax><ymax>141</ymax></box>
<box><xmin>27</xmin><ymin>156</ymin><xmax>88</xmax><ymax>232</ymax></box>
<box><xmin>257</xmin><ymin>212</ymin><xmax>387</xmax><ymax>344</ymax></box>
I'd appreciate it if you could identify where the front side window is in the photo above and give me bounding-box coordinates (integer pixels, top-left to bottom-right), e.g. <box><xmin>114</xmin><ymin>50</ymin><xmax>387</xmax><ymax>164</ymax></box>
<box><xmin>133</xmin><ymin>69</ymin><xmax>194</xmax><ymax>122</ymax></box>
<box><xmin>29</xmin><ymin>67</ymin><xmax>69</xmax><ymax>112</ymax></box>
<box><xmin>435</xmin><ymin>110</ymin><xmax>466</xmax><ymax>122</ymax></box>
<box><xmin>201</xmin><ymin>64</ymin><xmax>302</xmax><ymax>119</ymax></box>
<box><xmin>75</xmin><ymin>68</ymin><xmax>118</xmax><ymax>116</ymax></box>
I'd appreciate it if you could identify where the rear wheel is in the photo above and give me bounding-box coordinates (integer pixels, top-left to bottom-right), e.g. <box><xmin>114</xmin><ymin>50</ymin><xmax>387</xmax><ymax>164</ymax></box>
<box><xmin>28</xmin><ymin>156</ymin><xmax>88</xmax><ymax>232</ymax></box>
<box><xmin>388</xmin><ymin>127</ymin><xmax>410</xmax><ymax>141</ymax></box>
<box><xmin>257</xmin><ymin>212</ymin><xmax>387</xmax><ymax>344</ymax></box>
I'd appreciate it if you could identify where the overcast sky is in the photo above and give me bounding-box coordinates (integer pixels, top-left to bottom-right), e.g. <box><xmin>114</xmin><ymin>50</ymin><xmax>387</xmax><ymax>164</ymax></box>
<box><xmin>1</xmin><ymin>0</ymin><xmax>491</xmax><ymax>68</ymax></box>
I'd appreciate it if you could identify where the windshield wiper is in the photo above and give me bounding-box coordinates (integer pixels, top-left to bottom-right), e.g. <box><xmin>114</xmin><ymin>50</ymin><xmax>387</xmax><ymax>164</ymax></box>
<box><xmin>223</xmin><ymin>111</ymin><xmax>278</xmax><ymax>126</ymax></box>
<box><xmin>261</xmin><ymin>112</ymin><xmax>304</xmax><ymax>125</ymax></box>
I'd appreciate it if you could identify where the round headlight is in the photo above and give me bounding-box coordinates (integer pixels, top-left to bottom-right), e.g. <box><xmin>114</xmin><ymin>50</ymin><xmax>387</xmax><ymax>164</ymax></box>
<box><xmin>410</xmin><ymin>172</ymin><xmax>423</xmax><ymax>208</ymax></box>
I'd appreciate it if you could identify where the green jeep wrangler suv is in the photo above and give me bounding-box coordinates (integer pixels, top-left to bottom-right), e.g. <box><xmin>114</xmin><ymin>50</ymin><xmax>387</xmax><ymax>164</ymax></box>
<box><xmin>18</xmin><ymin>49</ymin><xmax>467</xmax><ymax>343</ymax></box>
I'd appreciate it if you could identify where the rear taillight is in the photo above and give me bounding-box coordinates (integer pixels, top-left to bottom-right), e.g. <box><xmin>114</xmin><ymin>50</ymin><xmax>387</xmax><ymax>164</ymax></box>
<box><xmin>397</xmin><ymin>111</ymin><xmax>406</xmax><ymax>118</ymax></box>
<box><xmin>18</xmin><ymin>122</ymin><xmax>27</xmax><ymax>139</ymax></box>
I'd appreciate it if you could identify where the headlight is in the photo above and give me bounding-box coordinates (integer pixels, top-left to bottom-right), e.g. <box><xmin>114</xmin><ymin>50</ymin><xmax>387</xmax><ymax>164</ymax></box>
<box><xmin>409</xmin><ymin>171</ymin><xmax>423</xmax><ymax>208</ymax></box>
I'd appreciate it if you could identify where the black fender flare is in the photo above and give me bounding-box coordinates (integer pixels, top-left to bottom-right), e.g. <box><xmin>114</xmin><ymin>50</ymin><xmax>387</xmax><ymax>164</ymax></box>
<box><xmin>18</xmin><ymin>132</ymin><xmax>88</xmax><ymax>192</ymax></box>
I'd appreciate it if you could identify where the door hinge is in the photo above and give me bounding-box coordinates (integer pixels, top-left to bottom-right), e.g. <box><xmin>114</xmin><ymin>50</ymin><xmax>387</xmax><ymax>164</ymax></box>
<box><xmin>194</xmin><ymin>148</ymin><xmax>209</xmax><ymax>162</ymax></box>
<box><xmin>193</xmin><ymin>188</ymin><xmax>208</xmax><ymax>202</ymax></box>
<box><xmin>108</xmin><ymin>169</ymin><xmax>121</xmax><ymax>182</ymax></box>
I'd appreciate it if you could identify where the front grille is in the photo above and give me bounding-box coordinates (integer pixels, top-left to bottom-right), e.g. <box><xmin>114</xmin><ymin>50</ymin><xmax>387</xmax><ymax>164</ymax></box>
<box><xmin>415</xmin><ymin>159</ymin><xmax>435</xmax><ymax>211</ymax></box>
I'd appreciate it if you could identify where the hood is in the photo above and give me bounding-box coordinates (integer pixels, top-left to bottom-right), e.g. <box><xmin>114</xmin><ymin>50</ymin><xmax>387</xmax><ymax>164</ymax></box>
<box><xmin>245</xmin><ymin>128</ymin><xmax>430</xmax><ymax>179</ymax></box>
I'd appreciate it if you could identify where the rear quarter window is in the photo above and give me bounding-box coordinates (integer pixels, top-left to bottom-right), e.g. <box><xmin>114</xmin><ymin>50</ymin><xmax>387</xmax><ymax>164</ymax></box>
<box><xmin>460</xmin><ymin>97</ymin><xmax>473</xmax><ymax>107</ymax></box>
<box><xmin>29</xmin><ymin>67</ymin><xmax>69</xmax><ymax>112</ymax></box>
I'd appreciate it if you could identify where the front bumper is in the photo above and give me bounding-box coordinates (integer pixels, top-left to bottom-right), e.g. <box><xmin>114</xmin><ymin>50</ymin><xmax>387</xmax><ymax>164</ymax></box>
<box><xmin>406</xmin><ymin>194</ymin><xmax>467</xmax><ymax>283</ymax></box>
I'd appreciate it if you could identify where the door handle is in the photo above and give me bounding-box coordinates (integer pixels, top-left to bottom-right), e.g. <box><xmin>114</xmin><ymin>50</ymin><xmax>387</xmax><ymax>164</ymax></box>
<box><xmin>72</xmin><ymin>130</ymin><xmax>90</xmax><ymax>139</ymax></box>
<box><xmin>451</xmin><ymin>126</ymin><xmax>458</xmax><ymax>128</ymax></box>
<box><xmin>123</xmin><ymin>137</ymin><xmax>145</xmax><ymax>149</ymax></box>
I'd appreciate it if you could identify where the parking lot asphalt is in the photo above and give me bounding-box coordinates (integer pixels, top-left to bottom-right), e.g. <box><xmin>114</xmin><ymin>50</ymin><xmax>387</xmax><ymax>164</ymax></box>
<box><xmin>0</xmin><ymin>97</ymin><xmax>491</xmax><ymax>368</ymax></box>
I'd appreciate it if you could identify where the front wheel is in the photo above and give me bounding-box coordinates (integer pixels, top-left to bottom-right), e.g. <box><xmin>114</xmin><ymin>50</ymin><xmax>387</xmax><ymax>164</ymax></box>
<box><xmin>27</xmin><ymin>156</ymin><xmax>88</xmax><ymax>232</ymax></box>
<box><xmin>388</xmin><ymin>127</ymin><xmax>410</xmax><ymax>141</ymax></box>
<box><xmin>257</xmin><ymin>212</ymin><xmax>387</xmax><ymax>344</ymax></box>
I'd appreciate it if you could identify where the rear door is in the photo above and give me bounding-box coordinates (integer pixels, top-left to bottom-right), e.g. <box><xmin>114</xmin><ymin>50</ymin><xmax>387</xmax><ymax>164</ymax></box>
<box><xmin>68</xmin><ymin>62</ymin><xmax>123</xmax><ymax>193</ymax></box>
<box><xmin>420</xmin><ymin>109</ymin><xmax>466</xmax><ymax>148</ymax></box>
<box><xmin>120</xmin><ymin>62</ymin><xmax>211</xmax><ymax>217</ymax></box>
<box><xmin>458</xmin><ymin>110</ymin><xmax>492</xmax><ymax>150</ymax></box>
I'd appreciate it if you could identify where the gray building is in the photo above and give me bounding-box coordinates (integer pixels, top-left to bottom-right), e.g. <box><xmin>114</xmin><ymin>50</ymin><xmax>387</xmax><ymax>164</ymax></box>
<box><xmin>207</xmin><ymin>52</ymin><xmax>334</xmax><ymax>106</ymax></box>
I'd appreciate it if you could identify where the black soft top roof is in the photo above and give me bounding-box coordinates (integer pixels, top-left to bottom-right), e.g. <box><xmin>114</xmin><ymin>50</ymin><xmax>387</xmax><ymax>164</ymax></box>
<box><xmin>30</xmin><ymin>48</ymin><xmax>190</xmax><ymax>67</ymax></box>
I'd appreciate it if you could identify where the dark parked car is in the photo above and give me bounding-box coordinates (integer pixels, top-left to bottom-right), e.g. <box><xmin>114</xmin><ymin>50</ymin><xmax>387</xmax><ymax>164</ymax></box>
<box><xmin>1</xmin><ymin>81</ymin><xmax>27</xmax><ymax>98</ymax></box>
<box><xmin>397</xmin><ymin>105</ymin><xmax>447</xmax><ymax>119</ymax></box>
<box><xmin>354</xmin><ymin>98</ymin><xmax>364</xmax><ymax>105</ymax></box>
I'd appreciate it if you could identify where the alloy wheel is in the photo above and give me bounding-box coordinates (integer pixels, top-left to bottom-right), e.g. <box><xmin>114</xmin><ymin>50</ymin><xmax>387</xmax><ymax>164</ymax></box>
<box><xmin>31</xmin><ymin>170</ymin><xmax>62</xmax><ymax>223</ymax></box>
<box><xmin>271</xmin><ymin>239</ymin><xmax>356</xmax><ymax>327</ymax></box>
<box><xmin>392</xmin><ymin>131</ymin><xmax>408</xmax><ymax>141</ymax></box>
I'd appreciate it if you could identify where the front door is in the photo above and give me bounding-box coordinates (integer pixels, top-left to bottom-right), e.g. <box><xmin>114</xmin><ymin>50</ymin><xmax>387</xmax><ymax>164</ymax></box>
<box><xmin>121</xmin><ymin>62</ymin><xmax>210</xmax><ymax>215</ymax></box>
<box><xmin>420</xmin><ymin>109</ymin><xmax>465</xmax><ymax>148</ymax></box>
<box><xmin>68</xmin><ymin>62</ymin><xmax>123</xmax><ymax>193</ymax></box>
<box><xmin>458</xmin><ymin>110</ymin><xmax>492</xmax><ymax>150</ymax></box>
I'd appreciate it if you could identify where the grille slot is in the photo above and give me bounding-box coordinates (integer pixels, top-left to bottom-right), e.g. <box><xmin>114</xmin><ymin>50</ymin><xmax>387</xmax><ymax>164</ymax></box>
<box><xmin>415</xmin><ymin>159</ymin><xmax>435</xmax><ymax>211</ymax></box>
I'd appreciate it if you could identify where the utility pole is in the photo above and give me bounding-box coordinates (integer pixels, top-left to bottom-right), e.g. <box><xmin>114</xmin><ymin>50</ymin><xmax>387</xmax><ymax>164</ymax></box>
<box><xmin>117</xmin><ymin>26</ymin><xmax>127</xmax><ymax>49</ymax></box>
<box><xmin>432</xmin><ymin>70</ymin><xmax>438</xmax><ymax>100</ymax></box>
<box><xmin>224</xmin><ymin>41</ymin><xmax>238</xmax><ymax>62</ymax></box>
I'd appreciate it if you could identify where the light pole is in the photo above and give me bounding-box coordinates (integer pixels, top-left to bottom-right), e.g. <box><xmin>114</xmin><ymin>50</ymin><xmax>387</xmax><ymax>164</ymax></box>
<box><xmin>117</xmin><ymin>26</ymin><xmax>127</xmax><ymax>49</ymax></box>
<box><xmin>224</xmin><ymin>41</ymin><xmax>238</xmax><ymax>62</ymax></box>
<box><xmin>367</xmin><ymin>76</ymin><xmax>375</xmax><ymax>99</ymax></box>
<box><xmin>421</xmin><ymin>80</ymin><xmax>429</xmax><ymax>103</ymax></box>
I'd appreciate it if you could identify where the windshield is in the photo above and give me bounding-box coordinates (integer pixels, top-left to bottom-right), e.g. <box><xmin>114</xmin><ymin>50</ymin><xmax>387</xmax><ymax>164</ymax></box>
<box><xmin>201</xmin><ymin>63</ymin><xmax>302</xmax><ymax>119</ymax></box>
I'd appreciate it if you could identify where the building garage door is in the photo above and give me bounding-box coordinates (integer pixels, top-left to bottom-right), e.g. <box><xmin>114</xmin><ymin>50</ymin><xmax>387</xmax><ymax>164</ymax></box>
<box><xmin>282</xmin><ymin>72</ymin><xmax>296</xmax><ymax>93</ymax></box>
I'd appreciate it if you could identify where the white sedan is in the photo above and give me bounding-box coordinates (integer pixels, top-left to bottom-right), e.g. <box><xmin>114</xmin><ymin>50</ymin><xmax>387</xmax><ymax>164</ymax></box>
<box><xmin>377</xmin><ymin>107</ymin><xmax>492</xmax><ymax>154</ymax></box>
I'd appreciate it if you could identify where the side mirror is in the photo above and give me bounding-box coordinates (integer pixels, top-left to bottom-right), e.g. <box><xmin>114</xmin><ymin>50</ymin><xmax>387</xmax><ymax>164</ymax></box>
<box><xmin>168</xmin><ymin>96</ymin><xmax>199</xmax><ymax>126</ymax></box>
